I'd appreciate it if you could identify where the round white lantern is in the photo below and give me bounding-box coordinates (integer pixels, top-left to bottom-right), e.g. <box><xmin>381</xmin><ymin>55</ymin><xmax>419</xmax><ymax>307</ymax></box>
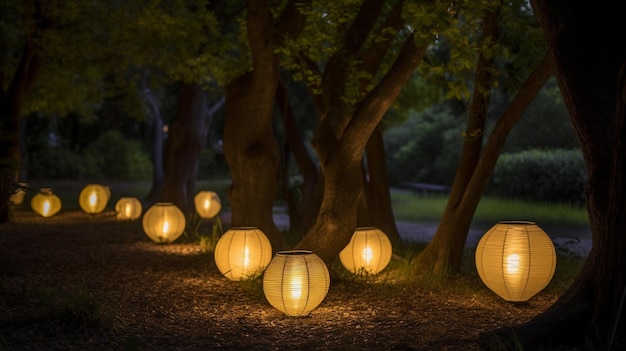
<box><xmin>339</xmin><ymin>227</ymin><xmax>392</xmax><ymax>274</ymax></box>
<box><xmin>142</xmin><ymin>203</ymin><xmax>186</xmax><ymax>243</ymax></box>
<box><xmin>194</xmin><ymin>191</ymin><xmax>221</xmax><ymax>219</ymax></box>
<box><xmin>79</xmin><ymin>184</ymin><xmax>110</xmax><ymax>214</ymax></box>
<box><xmin>263</xmin><ymin>250</ymin><xmax>330</xmax><ymax>316</ymax></box>
<box><xmin>214</xmin><ymin>227</ymin><xmax>272</xmax><ymax>281</ymax></box>
<box><xmin>475</xmin><ymin>221</ymin><xmax>557</xmax><ymax>302</ymax></box>
<box><xmin>115</xmin><ymin>197</ymin><xmax>142</xmax><ymax>220</ymax></box>
<box><xmin>31</xmin><ymin>188</ymin><xmax>62</xmax><ymax>218</ymax></box>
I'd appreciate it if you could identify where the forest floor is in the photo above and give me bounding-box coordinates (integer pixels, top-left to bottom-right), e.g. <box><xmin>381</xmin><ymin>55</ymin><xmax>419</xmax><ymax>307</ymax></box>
<box><xmin>0</xmin><ymin>208</ymin><xmax>588</xmax><ymax>351</ymax></box>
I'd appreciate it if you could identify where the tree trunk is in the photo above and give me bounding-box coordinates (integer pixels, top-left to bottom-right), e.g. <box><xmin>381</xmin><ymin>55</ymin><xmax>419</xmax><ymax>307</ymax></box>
<box><xmin>296</xmin><ymin>26</ymin><xmax>428</xmax><ymax>265</ymax></box>
<box><xmin>142</xmin><ymin>84</ymin><xmax>165</xmax><ymax>208</ymax></box>
<box><xmin>414</xmin><ymin>55</ymin><xmax>552</xmax><ymax>275</ymax></box>
<box><xmin>0</xmin><ymin>41</ymin><xmax>43</xmax><ymax>223</ymax></box>
<box><xmin>480</xmin><ymin>2</ymin><xmax>626</xmax><ymax>349</ymax></box>
<box><xmin>159</xmin><ymin>83</ymin><xmax>210</xmax><ymax>214</ymax></box>
<box><xmin>359</xmin><ymin>126</ymin><xmax>401</xmax><ymax>245</ymax></box>
<box><xmin>223</xmin><ymin>0</ymin><xmax>283</xmax><ymax>250</ymax></box>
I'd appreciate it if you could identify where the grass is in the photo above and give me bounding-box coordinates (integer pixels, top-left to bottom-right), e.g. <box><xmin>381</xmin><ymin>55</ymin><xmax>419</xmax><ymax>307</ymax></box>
<box><xmin>391</xmin><ymin>191</ymin><xmax>589</xmax><ymax>228</ymax></box>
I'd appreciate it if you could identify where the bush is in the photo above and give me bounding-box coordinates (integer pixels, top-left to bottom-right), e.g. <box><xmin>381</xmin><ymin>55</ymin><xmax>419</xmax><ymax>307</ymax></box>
<box><xmin>489</xmin><ymin>148</ymin><xmax>586</xmax><ymax>204</ymax></box>
<box><xmin>83</xmin><ymin>130</ymin><xmax>152</xmax><ymax>180</ymax></box>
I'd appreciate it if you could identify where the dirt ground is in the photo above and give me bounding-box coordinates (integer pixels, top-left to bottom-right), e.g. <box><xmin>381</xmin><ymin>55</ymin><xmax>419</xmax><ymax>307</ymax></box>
<box><xmin>0</xmin><ymin>209</ymin><xmax>565</xmax><ymax>351</ymax></box>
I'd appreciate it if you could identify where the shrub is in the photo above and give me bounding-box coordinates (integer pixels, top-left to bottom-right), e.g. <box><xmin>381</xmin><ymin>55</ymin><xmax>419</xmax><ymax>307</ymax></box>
<box><xmin>489</xmin><ymin>148</ymin><xmax>586</xmax><ymax>204</ymax></box>
<box><xmin>83</xmin><ymin>130</ymin><xmax>152</xmax><ymax>180</ymax></box>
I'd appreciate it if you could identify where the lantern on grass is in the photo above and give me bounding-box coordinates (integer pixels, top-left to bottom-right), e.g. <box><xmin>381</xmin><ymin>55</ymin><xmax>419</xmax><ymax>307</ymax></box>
<box><xmin>142</xmin><ymin>203</ymin><xmax>186</xmax><ymax>243</ymax></box>
<box><xmin>31</xmin><ymin>188</ymin><xmax>61</xmax><ymax>218</ymax></box>
<box><xmin>9</xmin><ymin>182</ymin><xmax>28</xmax><ymax>205</ymax></box>
<box><xmin>339</xmin><ymin>227</ymin><xmax>392</xmax><ymax>274</ymax></box>
<box><xmin>475</xmin><ymin>221</ymin><xmax>557</xmax><ymax>302</ymax></box>
<box><xmin>214</xmin><ymin>227</ymin><xmax>272</xmax><ymax>281</ymax></box>
<box><xmin>194</xmin><ymin>191</ymin><xmax>221</xmax><ymax>219</ymax></box>
<box><xmin>263</xmin><ymin>250</ymin><xmax>330</xmax><ymax>316</ymax></box>
<box><xmin>115</xmin><ymin>197</ymin><xmax>142</xmax><ymax>220</ymax></box>
<box><xmin>79</xmin><ymin>184</ymin><xmax>110</xmax><ymax>214</ymax></box>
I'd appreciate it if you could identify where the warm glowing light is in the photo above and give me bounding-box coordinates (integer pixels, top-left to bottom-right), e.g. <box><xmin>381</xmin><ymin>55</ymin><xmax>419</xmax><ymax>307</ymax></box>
<box><xmin>42</xmin><ymin>200</ymin><xmax>51</xmax><ymax>216</ymax></box>
<box><xmin>214</xmin><ymin>227</ymin><xmax>272</xmax><ymax>281</ymax></box>
<box><xmin>506</xmin><ymin>253</ymin><xmax>521</xmax><ymax>274</ymax></box>
<box><xmin>115</xmin><ymin>197</ymin><xmax>142</xmax><ymax>220</ymax></box>
<box><xmin>263</xmin><ymin>250</ymin><xmax>330</xmax><ymax>316</ymax></box>
<box><xmin>31</xmin><ymin>188</ymin><xmax>61</xmax><ymax>218</ymax></box>
<box><xmin>339</xmin><ymin>227</ymin><xmax>392</xmax><ymax>275</ymax></box>
<box><xmin>142</xmin><ymin>203</ymin><xmax>186</xmax><ymax>244</ymax></box>
<box><xmin>79</xmin><ymin>184</ymin><xmax>110</xmax><ymax>214</ymax></box>
<box><xmin>194</xmin><ymin>191</ymin><xmax>221</xmax><ymax>218</ymax></box>
<box><xmin>475</xmin><ymin>221</ymin><xmax>557</xmax><ymax>302</ymax></box>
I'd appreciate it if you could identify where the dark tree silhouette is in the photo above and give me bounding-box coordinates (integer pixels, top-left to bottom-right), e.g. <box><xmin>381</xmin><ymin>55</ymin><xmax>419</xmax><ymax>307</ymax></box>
<box><xmin>480</xmin><ymin>1</ymin><xmax>626</xmax><ymax>349</ymax></box>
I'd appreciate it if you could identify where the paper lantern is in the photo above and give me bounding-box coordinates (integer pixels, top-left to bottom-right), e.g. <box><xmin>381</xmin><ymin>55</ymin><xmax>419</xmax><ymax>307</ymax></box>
<box><xmin>475</xmin><ymin>221</ymin><xmax>557</xmax><ymax>302</ymax></box>
<box><xmin>9</xmin><ymin>182</ymin><xmax>28</xmax><ymax>205</ymax></box>
<box><xmin>194</xmin><ymin>191</ymin><xmax>221</xmax><ymax>219</ymax></box>
<box><xmin>263</xmin><ymin>250</ymin><xmax>330</xmax><ymax>316</ymax></box>
<box><xmin>214</xmin><ymin>227</ymin><xmax>272</xmax><ymax>281</ymax></box>
<box><xmin>31</xmin><ymin>188</ymin><xmax>61</xmax><ymax>218</ymax></box>
<box><xmin>115</xmin><ymin>197</ymin><xmax>142</xmax><ymax>220</ymax></box>
<box><xmin>339</xmin><ymin>227</ymin><xmax>392</xmax><ymax>274</ymax></box>
<box><xmin>142</xmin><ymin>203</ymin><xmax>186</xmax><ymax>244</ymax></box>
<box><xmin>79</xmin><ymin>184</ymin><xmax>110</xmax><ymax>214</ymax></box>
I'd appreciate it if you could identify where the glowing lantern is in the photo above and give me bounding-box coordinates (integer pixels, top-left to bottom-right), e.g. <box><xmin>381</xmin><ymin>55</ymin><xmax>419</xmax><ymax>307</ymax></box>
<box><xmin>79</xmin><ymin>184</ymin><xmax>110</xmax><ymax>214</ymax></box>
<box><xmin>194</xmin><ymin>191</ymin><xmax>221</xmax><ymax>219</ymax></box>
<box><xmin>115</xmin><ymin>197</ymin><xmax>142</xmax><ymax>220</ymax></box>
<box><xmin>142</xmin><ymin>203</ymin><xmax>186</xmax><ymax>244</ymax></box>
<box><xmin>9</xmin><ymin>182</ymin><xmax>28</xmax><ymax>205</ymax></box>
<box><xmin>214</xmin><ymin>227</ymin><xmax>272</xmax><ymax>281</ymax></box>
<box><xmin>263</xmin><ymin>250</ymin><xmax>330</xmax><ymax>316</ymax></box>
<box><xmin>475</xmin><ymin>221</ymin><xmax>557</xmax><ymax>302</ymax></box>
<box><xmin>339</xmin><ymin>227</ymin><xmax>392</xmax><ymax>274</ymax></box>
<box><xmin>31</xmin><ymin>188</ymin><xmax>61</xmax><ymax>218</ymax></box>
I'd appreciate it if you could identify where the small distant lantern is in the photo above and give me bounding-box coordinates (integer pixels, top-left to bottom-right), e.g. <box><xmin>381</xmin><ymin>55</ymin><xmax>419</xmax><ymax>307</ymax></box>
<box><xmin>31</xmin><ymin>188</ymin><xmax>62</xmax><ymax>218</ymax></box>
<box><xmin>79</xmin><ymin>184</ymin><xmax>110</xmax><ymax>214</ymax></box>
<box><xmin>339</xmin><ymin>227</ymin><xmax>393</xmax><ymax>275</ymax></box>
<box><xmin>9</xmin><ymin>182</ymin><xmax>28</xmax><ymax>205</ymax></box>
<box><xmin>475</xmin><ymin>221</ymin><xmax>557</xmax><ymax>302</ymax></box>
<box><xmin>194</xmin><ymin>191</ymin><xmax>221</xmax><ymax>218</ymax></box>
<box><xmin>214</xmin><ymin>227</ymin><xmax>272</xmax><ymax>281</ymax></box>
<box><xmin>142</xmin><ymin>203</ymin><xmax>186</xmax><ymax>244</ymax></box>
<box><xmin>263</xmin><ymin>250</ymin><xmax>330</xmax><ymax>316</ymax></box>
<box><xmin>115</xmin><ymin>197</ymin><xmax>142</xmax><ymax>220</ymax></box>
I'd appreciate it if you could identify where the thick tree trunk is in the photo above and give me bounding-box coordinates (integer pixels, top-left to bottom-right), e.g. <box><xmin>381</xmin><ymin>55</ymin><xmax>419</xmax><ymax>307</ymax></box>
<box><xmin>223</xmin><ymin>0</ymin><xmax>283</xmax><ymax>249</ymax></box>
<box><xmin>480</xmin><ymin>2</ymin><xmax>626</xmax><ymax>349</ymax></box>
<box><xmin>161</xmin><ymin>82</ymin><xmax>209</xmax><ymax>214</ymax></box>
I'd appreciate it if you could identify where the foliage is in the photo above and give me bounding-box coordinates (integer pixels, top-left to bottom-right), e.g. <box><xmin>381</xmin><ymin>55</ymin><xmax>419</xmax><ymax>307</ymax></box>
<box><xmin>83</xmin><ymin>130</ymin><xmax>152</xmax><ymax>180</ymax></box>
<box><xmin>384</xmin><ymin>105</ymin><xmax>462</xmax><ymax>185</ymax></box>
<box><xmin>489</xmin><ymin>148</ymin><xmax>586</xmax><ymax>204</ymax></box>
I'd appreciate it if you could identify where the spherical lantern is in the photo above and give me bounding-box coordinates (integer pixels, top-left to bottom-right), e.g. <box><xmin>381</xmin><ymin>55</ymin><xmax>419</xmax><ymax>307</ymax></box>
<box><xmin>214</xmin><ymin>227</ymin><xmax>272</xmax><ymax>281</ymax></box>
<box><xmin>194</xmin><ymin>191</ymin><xmax>221</xmax><ymax>219</ymax></box>
<box><xmin>79</xmin><ymin>184</ymin><xmax>110</xmax><ymax>214</ymax></box>
<box><xmin>31</xmin><ymin>188</ymin><xmax>62</xmax><ymax>218</ymax></box>
<box><xmin>263</xmin><ymin>250</ymin><xmax>330</xmax><ymax>316</ymax></box>
<box><xmin>475</xmin><ymin>221</ymin><xmax>557</xmax><ymax>302</ymax></box>
<box><xmin>142</xmin><ymin>203</ymin><xmax>186</xmax><ymax>244</ymax></box>
<box><xmin>339</xmin><ymin>227</ymin><xmax>393</xmax><ymax>274</ymax></box>
<box><xmin>115</xmin><ymin>197</ymin><xmax>142</xmax><ymax>220</ymax></box>
<box><xmin>9</xmin><ymin>182</ymin><xmax>28</xmax><ymax>205</ymax></box>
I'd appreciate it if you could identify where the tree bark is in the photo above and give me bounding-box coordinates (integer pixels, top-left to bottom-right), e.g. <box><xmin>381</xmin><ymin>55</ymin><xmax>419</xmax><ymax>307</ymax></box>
<box><xmin>160</xmin><ymin>82</ymin><xmax>211</xmax><ymax>214</ymax></box>
<box><xmin>480</xmin><ymin>1</ymin><xmax>626</xmax><ymax>349</ymax></box>
<box><xmin>359</xmin><ymin>126</ymin><xmax>401</xmax><ymax>245</ymax></box>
